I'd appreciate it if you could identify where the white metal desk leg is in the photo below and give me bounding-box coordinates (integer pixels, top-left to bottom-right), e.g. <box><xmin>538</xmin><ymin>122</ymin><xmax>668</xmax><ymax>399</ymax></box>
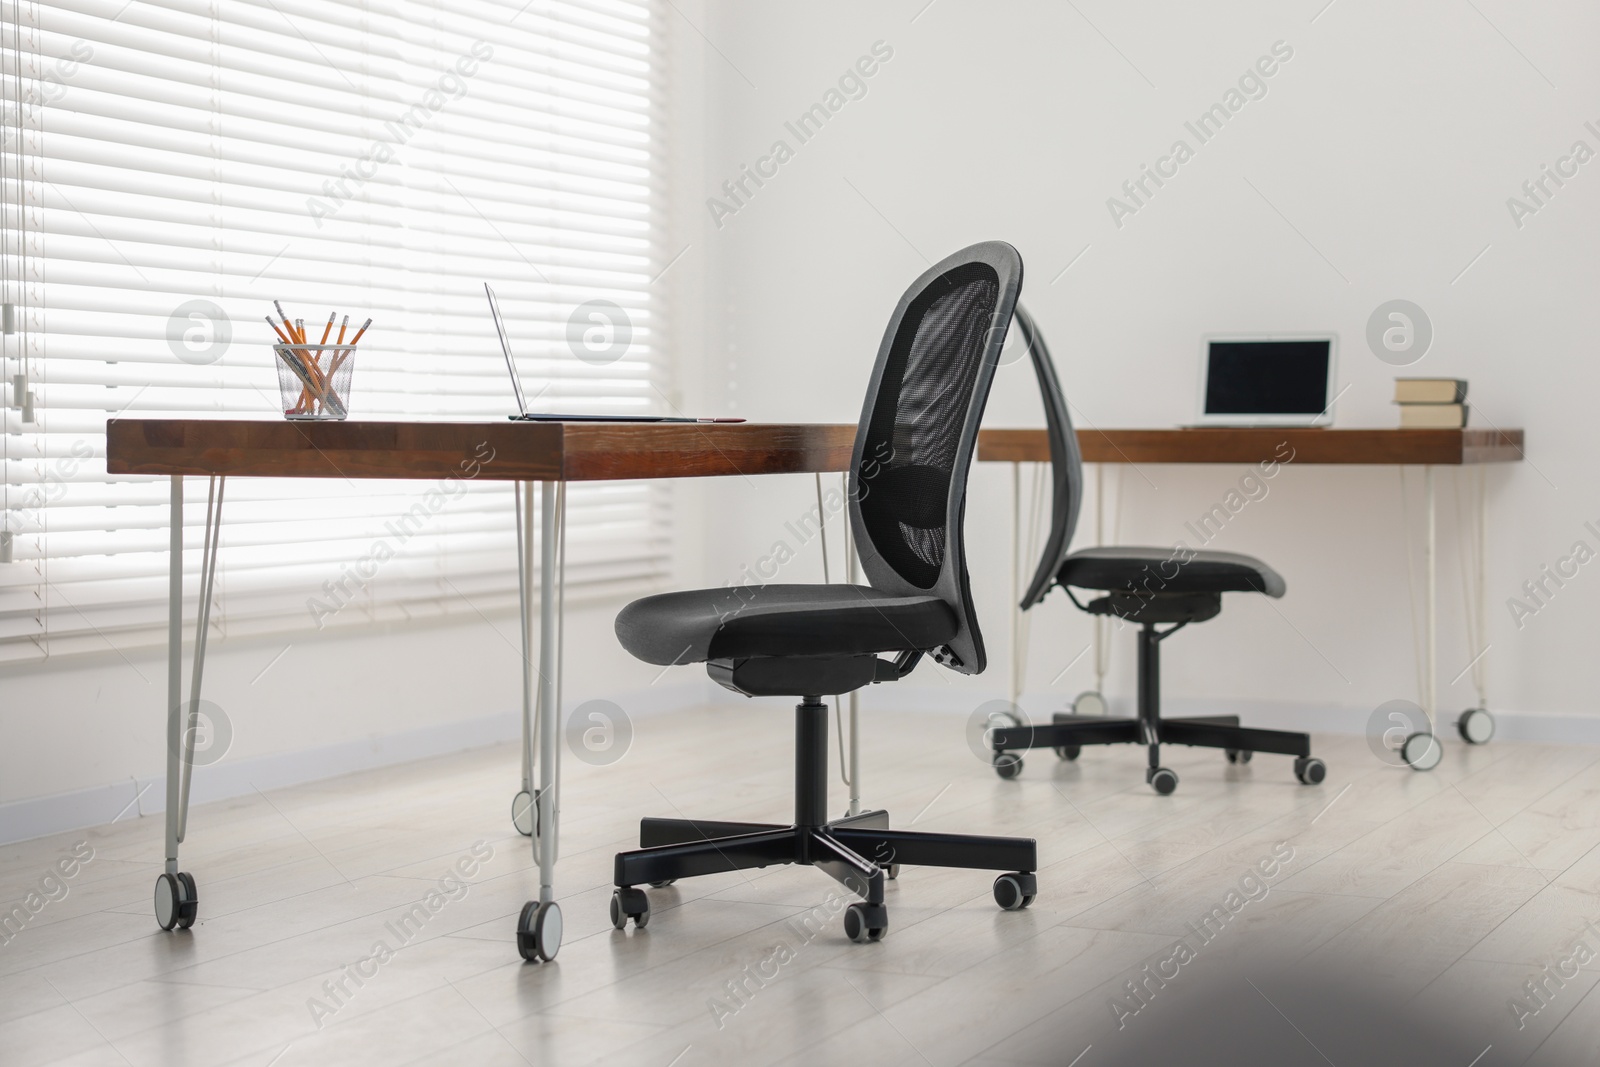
<box><xmin>515</xmin><ymin>480</ymin><xmax>564</xmax><ymax>962</ymax></box>
<box><xmin>1010</xmin><ymin>462</ymin><xmax>1021</xmax><ymax>705</ymax></box>
<box><xmin>178</xmin><ymin>476</ymin><xmax>224</xmax><ymax>843</ymax></box>
<box><xmin>154</xmin><ymin>476</ymin><xmax>198</xmax><ymax>931</ymax></box>
<box><xmin>1425</xmin><ymin>466</ymin><xmax>1437</xmax><ymax>734</ymax></box>
<box><xmin>510</xmin><ymin>483</ymin><xmax>536</xmax><ymax>836</ymax></box>
<box><xmin>1401</xmin><ymin>467</ymin><xmax>1445</xmax><ymax>771</ymax></box>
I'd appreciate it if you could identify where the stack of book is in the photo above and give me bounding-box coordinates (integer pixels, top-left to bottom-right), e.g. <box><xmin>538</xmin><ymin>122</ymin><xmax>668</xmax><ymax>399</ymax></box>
<box><xmin>1395</xmin><ymin>378</ymin><xmax>1468</xmax><ymax>428</ymax></box>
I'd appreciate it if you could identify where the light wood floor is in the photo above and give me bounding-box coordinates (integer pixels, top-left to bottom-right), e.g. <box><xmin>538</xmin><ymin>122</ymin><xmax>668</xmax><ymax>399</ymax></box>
<box><xmin>3</xmin><ymin>706</ymin><xmax>1599</xmax><ymax>1066</ymax></box>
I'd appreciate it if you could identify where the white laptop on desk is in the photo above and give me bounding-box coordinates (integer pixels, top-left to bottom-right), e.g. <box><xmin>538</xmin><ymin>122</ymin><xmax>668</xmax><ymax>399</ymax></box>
<box><xmin>486</xmin><ymin>283</ymin><xmax>741</xmax><ymax>424</ymax></box>
<box><xmin>1190</xmin><ymin>334</ymin><xmax>1338</xmax><ymax>428</ymax></box>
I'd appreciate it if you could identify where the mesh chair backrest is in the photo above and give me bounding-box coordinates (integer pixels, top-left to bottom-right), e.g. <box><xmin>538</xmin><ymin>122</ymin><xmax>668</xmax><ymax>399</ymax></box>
<box><xmin>849</xmin><ymin>242</ymin><xmax>1023</xmax><ymax>674</ymax></box>
<box><xmin>1016</xmin><ymin>304</ymin><xmax>1084</xmax><ymax>610</ymax></box>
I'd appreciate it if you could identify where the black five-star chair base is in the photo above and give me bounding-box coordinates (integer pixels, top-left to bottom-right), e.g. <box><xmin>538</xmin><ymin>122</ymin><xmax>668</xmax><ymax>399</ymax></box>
<box><xmin>611</xmin><ymin>698</ymin><xmax>1039</xmax><ymax>942</ymax></box>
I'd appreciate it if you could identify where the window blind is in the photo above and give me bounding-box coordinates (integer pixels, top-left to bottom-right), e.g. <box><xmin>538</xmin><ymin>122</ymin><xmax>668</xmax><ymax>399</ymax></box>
<box><xmin>0</xmin><ymin>0</ymin><xmax>671</xmax><ymax>664</ymax></box>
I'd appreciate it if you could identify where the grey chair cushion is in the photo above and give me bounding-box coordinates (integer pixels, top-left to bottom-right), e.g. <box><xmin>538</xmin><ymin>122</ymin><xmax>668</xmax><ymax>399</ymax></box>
<box><xmin>615</xmin><ymin>584</ymin><xmax>959</xmax><ymax>666</ymax></box>
<box><xmin>1057</xmin><ymin>546</ymin><xmax>1286</xmax><ymax>598</ymax></box>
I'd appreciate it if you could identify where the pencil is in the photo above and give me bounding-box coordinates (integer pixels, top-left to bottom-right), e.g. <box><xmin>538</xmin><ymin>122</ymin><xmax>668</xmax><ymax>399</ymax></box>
<box><xmin>318</xmin><ymin>313</ymin><xmax>335</xmax><ymax>346</ymax></box>
<box><xmin>273</xmin><ymin>300</ymin><xmax>295</xmax><ymax>341</ymax></box>
<box><xmin>265</xmin><ymin>316</ymin><xmax>290</xmax><ymax>344</ymax></box>
<box><xmin>347</xmin><ymin>318</ymin><xmax>372</xmax><ymax>346</ymax></box>
<box><xmin>336</xmin><ymin>314</ymin><xmax>348</xmax><ymax>345</ymax></box>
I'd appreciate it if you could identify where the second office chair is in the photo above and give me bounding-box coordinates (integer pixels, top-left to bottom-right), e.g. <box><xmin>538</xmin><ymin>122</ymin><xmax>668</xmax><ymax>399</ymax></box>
<box><xmin>988</xmin><ymin>307</ymin><xmax>1327</xmax><ymax>795</ymax></box>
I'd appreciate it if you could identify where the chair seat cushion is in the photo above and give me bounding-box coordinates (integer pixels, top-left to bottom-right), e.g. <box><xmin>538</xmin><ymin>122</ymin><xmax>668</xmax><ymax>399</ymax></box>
<box><xmin>1057</xmin><ymin>546</ymin><xmax>1286</xmax><ymax>598</ymax></box>
<box><xmin>615</xmin><ymin>584</ymin><xmax>958</xmax><ymax>666</ymax></box>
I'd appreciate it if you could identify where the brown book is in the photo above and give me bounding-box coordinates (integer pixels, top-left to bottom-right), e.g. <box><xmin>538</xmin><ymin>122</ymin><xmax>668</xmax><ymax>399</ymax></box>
<box><xmin>1398</xmin><ymin>402</ymin><xmax>1467</xmax><ymax>428</ymax></box>
<box><xmin>1394</xmin><ymin>378</ymin><xmax>1467</xmax><ymax>404</ymax></box>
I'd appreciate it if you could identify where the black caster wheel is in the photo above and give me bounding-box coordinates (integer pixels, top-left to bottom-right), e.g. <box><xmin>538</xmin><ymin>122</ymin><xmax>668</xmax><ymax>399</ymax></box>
<box><xmin>610</xmin><ymin>887</ymin><xmax>650</xmax><ymax>931</ymax></box>
<box><xmin>1458</xmin><ymin>707</ymin><xmax>1495</xmax><ymax>745</ymax></box>
<box><xmin>843</xmin><ymin>902</ymin><xmax>888</xmax><ymax>943</ymax></box>
<box><xmin>1401</xmin><ymin>732</ymin><xmax>1442</xmax><ymax>772</ymax></box>
<box><xmin>993</xmin><ymin>872</ymin><xmax>1036</xmax><ymax>911</ymax></box>
<box><xmin>993</xmin><ymin>752</ymin><xmax>1023</xmax><ymax>779</ymax></box>
<box><xmin>517</xmin><ymin>900</ymin><xmax>562</xmax><ymax>962</ymax></box>
<box><xmin>648</xmin><ymin>879</ymin><xmax>676</xmax><ymax>889</ymax></box>
<box><xmin>1054</xmin><ymin>745</ymin><xmax>1081</xmax><ymax>762</ymax></box>
<box><xmin>511</xmin><ymin>790</ymin><xmax>536</xmax><ymax>837</ymax></box>
<box><xmin>1294</xmin><ymin>757</ymin><xmax>1327</xmax><ymax>785</ymax></box>
<box><xmin>154</xmin><ymin>872</ymin><xmax>198</xmax><ymax>931</ymax></box>
<box><xmin>1072</xmin><ymin>690</ymin><xmax>1107</xmax><ymax>716</ymax></box>
<box><xmin>1225</xmin><ymin>749</ymin><xmax>1253</xmax><ymax>764</ymax></box>
<box><xmin>1147</xmin><ymin>767</ymin><xmax>1178</xmax><ymax>795</ymax></box>
<box><xmin>174</xmin><ymin>873</ymin><xmax>198</xmax><ymax>930</ymax></box>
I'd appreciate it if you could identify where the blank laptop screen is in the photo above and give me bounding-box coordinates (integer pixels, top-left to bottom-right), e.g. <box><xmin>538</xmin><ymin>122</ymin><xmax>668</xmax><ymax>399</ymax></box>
<box><xmin>1204</xmin><ymin>340</ymin><xmax>1330</xmax><ymax>416</ymax></box>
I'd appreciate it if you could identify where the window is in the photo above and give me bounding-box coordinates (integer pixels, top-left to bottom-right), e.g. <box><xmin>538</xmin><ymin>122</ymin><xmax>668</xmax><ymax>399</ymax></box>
<box><xmin>0</xmin><ymin>0</ymin><xmax>670</xmax><ymax>663</ymax></box>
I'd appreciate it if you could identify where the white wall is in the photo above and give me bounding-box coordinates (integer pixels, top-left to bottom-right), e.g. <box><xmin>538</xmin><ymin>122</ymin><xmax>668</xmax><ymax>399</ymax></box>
<box><xmin>680</xmin><ymin>0</ymin><xmax>1600</xmax><ymax>729</ymax></box>
<box><xmin>7</xmin><ymin>0</ymin><xmax>1600</xmax><ymax>842</ymax></box>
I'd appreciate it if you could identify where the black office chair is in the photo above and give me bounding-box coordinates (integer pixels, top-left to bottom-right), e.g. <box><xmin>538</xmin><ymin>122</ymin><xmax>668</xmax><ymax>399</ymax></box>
<box><xmin>604</xmin><ymin>242</ymin><xmax>1038</xmax><ymax>945</ymax></box>
<box><xmin>988</xmin><ymin>307</ymin><xmax>1326</xmax><ymax>795</ymax></box>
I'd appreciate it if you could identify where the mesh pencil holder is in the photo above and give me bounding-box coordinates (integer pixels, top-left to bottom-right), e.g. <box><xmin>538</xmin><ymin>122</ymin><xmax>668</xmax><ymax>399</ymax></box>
<box><xmin>273</xmin><ymin>343</ymin><xmax>355</xmax><ymax>420</ymax></box>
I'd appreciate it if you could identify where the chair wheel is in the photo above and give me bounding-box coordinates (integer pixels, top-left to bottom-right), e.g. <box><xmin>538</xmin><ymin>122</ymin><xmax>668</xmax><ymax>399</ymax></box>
<box><xmin>1294</xmin><ymin>757</ymin><xmax>1327</xmax><ymax>785</ymax></box>
<box><xmin>154</xmin><ymin>872</ymin><xmax>198</xmax><ymax>931</ymax></box>
<box><xmin>517</xmin><ymin>900</ymin><xmax>562</xmax><ymax>962</ymax></box>
<box><xmin>1147</xmin><ymin>767</ymin><xmax>1178</xmax><ymax>795</ymax></box>
<box><xmin>1072</xmin><ymin>690</ymin><xmax>1107</xmax><ymax>716</ymax></box>
<box><xmin>610</xmin><ymin>887</ymin><xmax>650</xmax><ymax>931</ymax></box>
<box><xmin>993</xmin><ymin>872</ymin><xmax>1036</xmax><ymax>911</ymax></box>
<box><xmin>1458</xmin><ymin>707</ymin><xmax>1495</xmax><ymax>745</ymax></box>
<box><xmin>1054</xmin><ymin>745</ymin><xmax>1081</xmax><ymax>762</ymax></box>
<box><xmin>843</xmin><ymin>902</ymin><xmax>887</xmax><ymax>943</ymax></box>
<box><xmin>648</xmin><ymin>880</ymin><xmax>676</xmax><ymax>888</ymax></box>
<box><xmin>993</xmin><ymin>752</ymin><xmax>1023</xmax><ymax>779</ymax></box>
<box><xmin>1401</xmin><ymin>732</ymin><xmax>1442</xmax><ymax>772</ymax></box>
<box><xmin>884</xmin><ymin>863</ymin><xmax>900</xmax><ymax>880</ymax></box>
<box><xmin>1225</xmin><ymin>748</ymin><xmax>1252</xmax><ymax>764</ymax></box>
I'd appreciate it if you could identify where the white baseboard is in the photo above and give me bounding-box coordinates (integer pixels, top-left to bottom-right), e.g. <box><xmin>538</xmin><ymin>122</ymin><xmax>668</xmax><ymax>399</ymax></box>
<box><xmin>0</xmin><ymin>681</ymin><xmax>706</xmax><ymax>847</ymax></box>
<box><xmin>6</xmin><ymin>679</ymin><xmax>1596</xmax><ymax>846</ymax></box>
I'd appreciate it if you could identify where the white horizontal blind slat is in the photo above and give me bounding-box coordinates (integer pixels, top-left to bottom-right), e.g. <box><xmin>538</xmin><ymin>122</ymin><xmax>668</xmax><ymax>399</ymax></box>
<box><xmin>0</xmin><ymin>0</ymin><xmax>671</xmax><ymax>663</ymax></box>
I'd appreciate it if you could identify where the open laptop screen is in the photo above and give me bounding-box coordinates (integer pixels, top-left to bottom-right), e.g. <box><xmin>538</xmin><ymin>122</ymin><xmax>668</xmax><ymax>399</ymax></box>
<box><xmin>1204</xmin><ymin>339</ymin><xmax>1330</xmax><ymax>418</ymax></box>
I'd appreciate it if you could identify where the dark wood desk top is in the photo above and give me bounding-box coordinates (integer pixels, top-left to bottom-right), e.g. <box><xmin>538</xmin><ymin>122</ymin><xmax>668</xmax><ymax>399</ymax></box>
<box><xmin>978</xmin><ymin>427</ymin><xmax>1525</xmax><ymax>466</ymax></box>
<box><xmin>106</xmin><ymin>419</ymin><xmax>1526</xmax><ymax>481</ymax></box>
<box><xmin>106</xmin><ymin>418</ymin><xmax>858</xmax><ymax>482</ymax></box>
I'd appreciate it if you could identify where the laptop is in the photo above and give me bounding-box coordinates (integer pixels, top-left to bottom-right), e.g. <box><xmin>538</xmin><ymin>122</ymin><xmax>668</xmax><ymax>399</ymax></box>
<box><xmin>1192</xmin><ymin>334</ymin><xmax>1338</xmax><ymax>428</ymax></box>
<box><xmin>486</xmin><ymin>283</ymin><xmax>741</xmax><ymax>423</ymax></box>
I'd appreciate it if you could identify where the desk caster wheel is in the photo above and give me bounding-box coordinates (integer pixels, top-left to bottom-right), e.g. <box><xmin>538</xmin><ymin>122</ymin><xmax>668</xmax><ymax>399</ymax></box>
<box><xmin>1294</xmin><ymin>757</ymin><xmax>1326</xmax><ymax>785</ymax></box>
<box><xmin>517</xmin><ymin>900</ymin><xmax>561</xmax><ymax>962</ymax></box>
<box><xmin>1147</xmin><ymin>767</ymin><xmax>1178</xmax><ymax>795</ymax></box>
<box><xmin>648</xmin><ymin>879</ymin><xmax>676</xmax><ymax>888</ymax></box>
<box><xmin>1401</xmin><ymin>732</ymin><xmax>1442</xmax><ymax>771</ymax></box>
<box><xmin>1072</xmin><ymin>690</ymin><xmax>1107</xmax><ymax>716</ymax></box>
<box><xmin>884</xmin><ymin>863</ymin><xmax>901</xmax><ymax>881</ymax></box>
<box><xmin>1054</xmin><ymin>744</ymin><xmax>1081</xmax><ymax>762</ymax></box>
<box><xmin>993</xmin><ymin>752</ymin><xmax>1023</xmax><ymax>779</ymax></box>
<box><xmin>511</xmin><ymin>790</ymin><xmax>536</xmax><ymax>837</ymax></box>
<box><xmin>843</xmin><ymin>902</ymin><xmax>887</xmax><ymax>943</ymax></box>
<box><xmin>993</xmin><ymin>872</ymin><xmax>1036</xmax><ymax>911</ymax></box>
<box><xmin>1458</xmin><ymin>707</ymin><xmax>1495</xmax><ymax>745</ymax></box>
<box><xmin>154</xmin><ymin>872</ymin><xmax>198</xmax><ymax>931</ymax></box>
<box><xmin>1226</xmin><ymin>749</ymin><xmax>1252</xmax><ymax>764</ymax></box>
<box><xmin>610</xmin><ymin>887</ymin><xmax>650</xmax><ymax>931</ymax></box>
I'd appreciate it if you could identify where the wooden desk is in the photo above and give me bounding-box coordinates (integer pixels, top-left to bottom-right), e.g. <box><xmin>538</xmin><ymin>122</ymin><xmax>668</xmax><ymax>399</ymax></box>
<box><xmin>106</xmin><ymin>418</ymin><xmax>859</xmax><ymax>481</ymax></box>
<box><xmin>106</xmin><ymin>417</ymin><xmax>860</xmax><ymax>961</ymax></box>
<box><xmin>977</xmin><ymin>424</ymin><xmax>1527</xmax><ymax>765</ymax></box>
<box><xmin>978</xmin><ymin>426</ymin><xmax>1525</xmax><ymax>466</ymax></box>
